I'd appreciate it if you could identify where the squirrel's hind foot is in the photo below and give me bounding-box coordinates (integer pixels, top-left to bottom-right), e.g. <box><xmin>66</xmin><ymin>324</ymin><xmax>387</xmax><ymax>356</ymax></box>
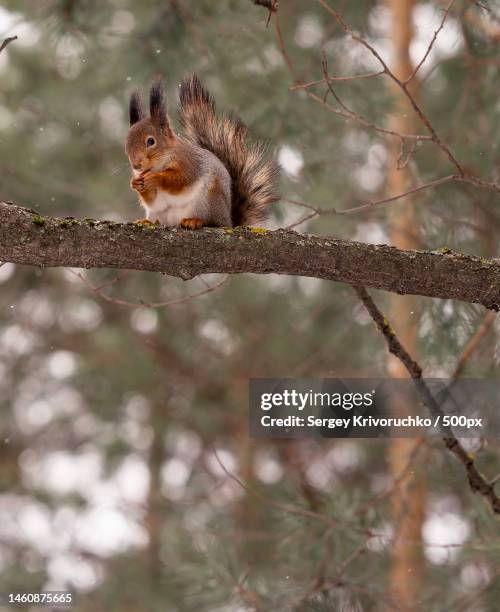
<box><xmin>180</xmin><ymin>218</ymin><xmax>204</xmax><ymax>230</ymax></box>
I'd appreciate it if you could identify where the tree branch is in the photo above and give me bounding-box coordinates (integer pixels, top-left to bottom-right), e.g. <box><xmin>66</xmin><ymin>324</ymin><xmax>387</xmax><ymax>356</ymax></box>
<box><xmin>452</xmin><ymin>311</ymin><xmax>496</xmax><ymax>378</ymax></box>
<box><xmin>2</xmin><ymin>201</ymin><xmax>500</xmax><ymax>310</ymax></box>
<box><xmin>354</xmin><ymin>286</ymin><xmax>500</xmax><ymax>514</ymax></box>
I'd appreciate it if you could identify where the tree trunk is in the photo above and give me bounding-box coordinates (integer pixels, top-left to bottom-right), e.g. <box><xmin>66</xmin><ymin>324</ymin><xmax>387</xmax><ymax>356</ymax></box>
<box><xmin>385</xmin><ymin>1</ymin><xmax>425</xmax><ymax>610</ymax></box>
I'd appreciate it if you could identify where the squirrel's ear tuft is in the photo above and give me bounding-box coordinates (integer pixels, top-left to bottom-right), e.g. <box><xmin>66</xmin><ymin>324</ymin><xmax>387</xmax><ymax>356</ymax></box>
<box><xmin>150</xmin><ymin>77</ymin><xmax>171</xmax><ymax>135</ymax></box>
<box><xmin>129</xmin><ymin>91</ymin><xmax>145</xmax><ymax>126</ymax></box>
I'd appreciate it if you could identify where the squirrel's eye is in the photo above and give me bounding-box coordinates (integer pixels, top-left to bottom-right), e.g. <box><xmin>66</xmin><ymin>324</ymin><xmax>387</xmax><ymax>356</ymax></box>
<box><xmin>146</xmin><ymin>137</ymin><xmax>156</xmax><ymax>147</ymax></box>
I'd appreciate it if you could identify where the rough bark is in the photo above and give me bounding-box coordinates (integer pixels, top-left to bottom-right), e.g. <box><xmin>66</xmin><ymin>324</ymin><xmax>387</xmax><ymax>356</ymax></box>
<box><xmin>1</xmin><ymin>201</ymin><xmax>500</xmax><ymax>309</ymax></box>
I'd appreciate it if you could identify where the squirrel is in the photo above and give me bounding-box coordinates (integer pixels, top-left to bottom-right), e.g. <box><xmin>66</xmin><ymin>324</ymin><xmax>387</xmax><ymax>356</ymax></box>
<box><xmin>125</xmin><ymin>74</ymin><xmax>279</xmax><ymax>229</ymax></box>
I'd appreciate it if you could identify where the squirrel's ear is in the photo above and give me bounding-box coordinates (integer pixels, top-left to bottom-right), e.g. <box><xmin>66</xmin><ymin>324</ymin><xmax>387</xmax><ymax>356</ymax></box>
<box><xmin>129</xmin><ymin>91</ymin><xmax>145</xmax><ymax>126</ymax></box>
<box><xmin>150</xmin><ymin>78</ymin><xmax>172</xmax><ymax>135</ymax></box>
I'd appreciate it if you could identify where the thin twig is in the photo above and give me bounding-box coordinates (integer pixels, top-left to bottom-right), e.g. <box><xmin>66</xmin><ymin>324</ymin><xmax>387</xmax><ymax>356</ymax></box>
<box><xmin>211</xmin><ymin>447</ymin><xmax>339</xmax><ymax>528</ymax></box>
<box><xmin>273</xmin><ymin>5</ymin><xmax>299</xmax><ymax>83</ymax></box>
<box><xmin>354</xmin><ymin>286</ymin><xmax>500</xmax><ymax>514</ymax></box>
<box><xmin>316</xmin><ymin>0</ymin><xmax>466</xmax><ymax>175</ymax></box>
<box><xmin>93</xmin><ymin>271</ymin><xmax>130</xmax><ymax>292</ymax></box>
<box><xmin>283</xmin><ymin>175</ymin><xmax>456</xmax><ymax>217</ymax></box>
<box><xmin>453</xmin><ymin>311</ymin><xmax>496</xmax><ymax>378</ymax></box>
<box><xmin>251</xmin><ymin>0</ymin><xmax>278</xmax><ymax>11</ymax></box>
<box><xmin>290</xmin><ymin>70</ymin><xmax>384</xmax><ymax>90</ymax></box>
<box><xmin>468</xmin><ymin>0</ymin><xmax>491</xmax><ymax>13</ymax></box>
<box><xmin>339</xmin><ymin>175</ymin><xmax>456</xmax><ymax>215</ymax></box>
<box><xmin>211</xmin><ymin>446</ymin><xmax>378</xmax><ymax>538</ymax></box>
<box><xmin>272</xmin><ymin>9</ymin><xmax>431</xmax><ymax>142</ymax></box>
<box><xmin>356</xmin><ymin>439</ymin><xmax>427</xmax><ymax>517</ymax></box>
<box><xmin>285</xmin><ymin>211</ymin><xmax>319</xmax><ymax>230</ymax></box>
<box><xmin>0</xmin><ymin>36</ymin><xmax>17</xmax><ymax>54</ymax></box>
<box><xmin>305</xmin><ymin>90</ymin><xmax>431</xmax><ymax>142</ymax></box>
<box><xmin>68</xmin><ymin>269</ymin><xmax>228</xmax><ymax>309</ymax></box>
<box><xmin>284</xmin><ymin>165</ymin><xmax>495</xmax><ymax>219</ymax></box>
<box><xmin>406</xmin><ymin>0</ymin><xmax>457</xmax><ymax>83</ymax></box>
<box><xmin>275</xmin><ymin>2</ymin><xmax>500</xmax><ymax>197</ymax></box>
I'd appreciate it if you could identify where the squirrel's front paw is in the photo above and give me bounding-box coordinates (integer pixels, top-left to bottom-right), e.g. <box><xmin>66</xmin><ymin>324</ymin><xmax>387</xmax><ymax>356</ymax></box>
<box><xmin>141</xmin><ymin>171</ymin><xmax>161</xmax><ymax>191</ymax></box>
<box><xmin>180</xmin><ymin>218</ymin><xmax>204</xmax><ymax>230</ymax></box>
<box><xmin>131</xmin><ymin>177</ymin><xmax>146</xmax><ymax>193</ymax></box>
<box><xmin>131</xmin><ymin>172</ymin><xmax>160</xmax><ymax>193</ymax></box>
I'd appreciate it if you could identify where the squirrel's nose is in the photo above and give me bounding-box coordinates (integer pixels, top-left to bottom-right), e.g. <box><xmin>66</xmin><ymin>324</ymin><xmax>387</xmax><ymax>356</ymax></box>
<box><xmin>133</xmin><ymin>164</ymin><xmax>142</xmax><ymax>171</ymax></box>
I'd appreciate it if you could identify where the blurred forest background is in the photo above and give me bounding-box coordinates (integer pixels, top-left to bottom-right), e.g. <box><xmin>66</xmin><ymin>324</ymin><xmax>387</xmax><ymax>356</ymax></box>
<box><xmin>1</xmin><ymin>0</ymin><xmax>500</xmax><ymax>610</ymax></box>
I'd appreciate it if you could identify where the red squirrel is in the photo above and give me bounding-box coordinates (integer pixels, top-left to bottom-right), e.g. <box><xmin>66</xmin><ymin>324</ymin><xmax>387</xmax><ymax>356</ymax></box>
<box><xmin>125</xmin><ymin>75</ymin><xmax>279</xmax><ymax>229</ymax></box>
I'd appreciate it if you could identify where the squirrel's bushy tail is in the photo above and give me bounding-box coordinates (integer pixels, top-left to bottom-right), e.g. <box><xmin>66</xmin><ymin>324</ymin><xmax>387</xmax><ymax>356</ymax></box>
<box><xmin>178</xmin><ymin>74</ymin><xmax>279</xmax><ymax>227</ymax></box>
